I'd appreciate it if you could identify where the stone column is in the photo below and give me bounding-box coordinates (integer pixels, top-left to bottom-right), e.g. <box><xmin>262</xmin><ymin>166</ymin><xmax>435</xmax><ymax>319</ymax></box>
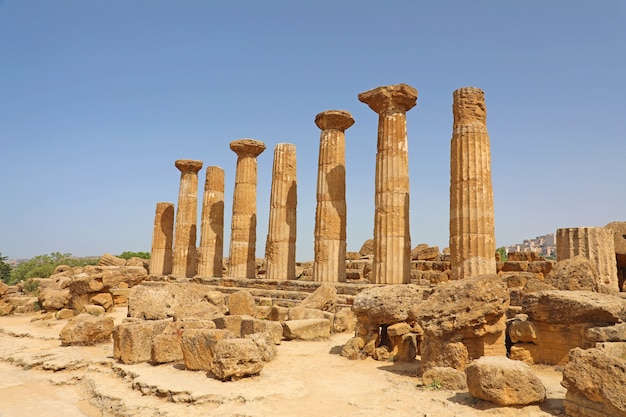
<box><xmin>149</xmin><ymin>202</ymin><xmax>174</xmax><ymax>276</ymax></box>
<box><xmin>556</xmin><ymin>227</ymin><xmax>619</xmax><ymax>293</ymax></box>
<box><xmin>197</xmin><ymin>166</ymin><xmax>225</xmax><ymax>278</ymax></box>
<box><xmin>449</xmin><ymin>87</ymin><xmax>496</xmax><ymax>280</ymax></box>
<box><xmin>312</xmin><ymin>110</ymin><xmax>354</xmax><ymax>282</ymax></box>
<box><xmin>358</xmin><ymin>84</ymin><xmax>417</xmax><ymax>284</ymax></box>
<box><xmin>265</xmin><ymin>143</ymin><xmax>297</xmax><ymax>280</ymax></box>
<box><xmin>171</xmin><ymin>159</ymin><xmax>203</xmax><ymax>278</ymax></box>
<box><xmin>229</xmin><ymin>139</ymin><xmax>266</xmax><ymax>278</ymax></box>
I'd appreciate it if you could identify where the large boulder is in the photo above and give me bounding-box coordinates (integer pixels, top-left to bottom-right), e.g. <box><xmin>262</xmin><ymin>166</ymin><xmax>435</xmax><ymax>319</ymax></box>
<box><xmin>210</xmin><ymin>338</ymin><xmax>264</xmax><ymax>381</ymax></box>
<box><xmin>59</xmin><ymin>314</ymin><xmax>114</xmax><ymax>346</ymax></box>
<box><xmin>298</xmin><ymin>284</ymin><xmax>337</xmax><ymax>312</ymax></box>
<box><xmin>352</xmin><ymin>284</ymin><xmax>430</xmax><ymax>326</ymax></box>
<box><xmin>128</xmin><ymin>283</ymin><xmax>226</xmax><ymax>320</ymax></box>
<box><xmin>422</xmin><ymin>367</ymin><xmax>467</xmax><ymax>390</ymax></box>
<box><xmin>409</xmin><ymin>274</ymin><xmax>509</xmax><ymax>339</ymax></box>
<box><xmin>180</xmin><ymin>329</ymin><xmax>235</xmax><ymax>371</ymax></box>
<box><xmin>359</xmin><ymin>239</ymin><xmax>374</xmax><ymax>257</ymax></box>
<box><xmin>151</xmin><ymin>319</ymin><xmax>216</xmax><ymax>364</ymax></box>
<box><xmin>585</xmin><ymin>323</ymin><xmax>626</xmax><ymax>343</ymax></box>
<box><xmin>522</xmin><ymin>290</ymin><xmax>626</xmax><ymax>324</ymax></box>
<box><xmin>98</xmin><ymin>253</ymin><xmax>126</xmax><ymax>266</ymax></box>
<box><xmin>562</xmin><ymin>348</ymin><xmax>626</xmax><ymax>417</ymax></box>
<box><xmin>39</xmin><ymin>287</ymin><xmax>71</xmax><ymax>310</ymax></box>
<box><xmin>545</xmin><ymin>255</ymin><xmax>598</xmax><ymax>291</ymax></box>
<box><xmin>466</xmin><ymin>356</ymin><xmax>546</xmax><ymax>406</ymax></box>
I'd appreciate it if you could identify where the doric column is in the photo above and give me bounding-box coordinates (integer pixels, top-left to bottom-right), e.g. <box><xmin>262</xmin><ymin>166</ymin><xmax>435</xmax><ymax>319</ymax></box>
<box><xmin>449</xmin><ymin>87</ymin><xmax>496</xmax><ymax>280</ymax></box>
<box><xmin>312</xmin><ymin>110</ymin><xmax>354</xmax><ymax>282</ymax></box>
<box><xmin>171</xmin><ymin>159</ymin><xmax>203</xmax><ymax>278</ymax></box>
<box><xmin>229</xmin><ymin>139</ymin><xmax>266</xmax><ymax>278</ymax></box>
<box><xmin>358</xmin><ymin>84</ymin><xmax>417</xmax><ymax>284</ymax></box>
<box><xmin>556</xmin><ymin>227</ymin><xmax>619</xmax><ymax>293</ymax></box>
<box><xmin>149</xmin><ymin>202</ymin><xmax>174</xmax><ymax>276</ymax></box>
<box><xmin>197</xmin><ymin>166</ymin><xmax>225</xmax><ymax>278</ymax></box>
<box><xmin>265</xmin><ymin>143</ymin><xmax>297</xmax><ymax>280</ymax></box>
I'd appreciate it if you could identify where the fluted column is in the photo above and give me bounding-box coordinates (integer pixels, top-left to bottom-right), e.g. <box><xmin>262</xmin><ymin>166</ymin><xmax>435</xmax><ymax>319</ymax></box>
<box><xmin>557</xmin><ymin>227</ymin><xmax>619</xmax><ymax>293</ymax></box>
<box><xmin>149</xmin><ymin>202</ymin><xmax>174</xmax><ymax>276</ymax></box>
<box><xmin>358</xmin><ymin>84</ymin><xmax>417</xmax><ymax>284</ymax></box>
<box><xmin>265</xmin><ymin>144</ymin><xmax>297</xmax><ymax>280</ymax></box>
<box><xmin>449</xmin><ymin>87</ymin><xmax>496</xmax><ymax>280</ymax></box>
<box><xmin>171</xmin><ymin>159</ymin><xmax>203</xmax><ymax>278</ymax></box>
<box><xmin>229</xmin><ymin>139</ymin><xmax>266</xmax><ymax>278</ymax></box>
<box><xmin>312</xmin><ymin>110</ymin><xmax>354</xmax><ymax>282</ymax></box>
<box><xmin>197</xmin><ymin>166</ymin><xmax>225</xmax><ymax>278</ymax></box>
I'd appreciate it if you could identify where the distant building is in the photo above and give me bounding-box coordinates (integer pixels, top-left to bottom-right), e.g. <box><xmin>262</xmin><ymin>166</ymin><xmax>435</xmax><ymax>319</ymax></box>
<box><xmin>506</xmin><ymin>234</ymin><xmax>556</xmax><ymax>258</ymax></box>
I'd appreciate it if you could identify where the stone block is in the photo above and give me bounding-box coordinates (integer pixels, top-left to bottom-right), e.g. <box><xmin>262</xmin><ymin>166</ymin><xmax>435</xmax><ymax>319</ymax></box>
<box><xmin>228</xmin><ymin>290</ymin><xmax>256</xmax><ymax>316</ymax></box>
<box><xmin>180</xmin><ymin>329</ymin><xmax>235</xmax><ymax>371</ymax></box>
<box><xmin>210</xmin><ymin>338</ymin><xmax>264</xmax><ymax>381</ymax></box>
<box><xmin>60</xmin><ymin>314</ymin><xmax>114</xmax><ymax>346</ymax></box>
<box><xmin>282</xmin><ymin>319</ymin><xmax>330</xmax><ymax>340</ymax></box>
<box><xmin>112</xmin><ymin>319</ymin><xmax>169</xmax><ymax>364</ymax></box>
<box><xmin>422</xmin><ymin>367</ymin><xmax>467</xmax><ymax>390</ymax></box>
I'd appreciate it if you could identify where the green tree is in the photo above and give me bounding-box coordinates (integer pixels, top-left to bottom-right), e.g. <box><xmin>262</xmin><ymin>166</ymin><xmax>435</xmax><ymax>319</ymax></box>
<box><xmin>9</xmin><ymin>252</ymin><xmax>98</xmax><ymax>284</ymax></box>
<box><xmin>118</xmin><ymin>251</ymin><xmax>150</xmax><ymax>260</ymax></box>
<box><xmin>496</xmin><ymin>247</ymin><xmax>508</xmax><ymax>262</ymax></box>
<box><xmin>0</xmin><ymin>253</ymin><xmax>12</xmax><ymax>284</ymax></box>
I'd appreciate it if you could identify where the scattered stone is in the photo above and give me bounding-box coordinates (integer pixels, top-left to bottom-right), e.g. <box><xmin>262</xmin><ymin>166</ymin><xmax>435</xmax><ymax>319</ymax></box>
<box><xmin>112</xmin><ymin>320</ymin><xmax>170</xmax><ymax>364</ymax></box>
<box><xmin>245</xmin><ymin>332</ymin><xmax>277</xmax><ymax>362</ymax></box>
<box><xmin>228</xmin><ymin>290</ymin><xmax>256</xmax><ymax>316</ymax></box>
<box><xmin>545</xmin><ymin>255</ymin><xmax>599</xmax><ymax>292</ymax></box>
<box><xmin>39</xmin><ymin>288</ymin><xmax>70</xmax><ymax>310</ymax></box>
<box><xmin>353</xmin><ymin>284</ymin><xmax>430</xmax><ymax>326</ymax></box>
<box><xmin>59</xmin><ymin>314</ymin><xmax>114</xmax><ymax>346</ymax></box>
<box><xmin>180</xmin><ymin>329</ymin><xmax>235</xmax><ymax>371</ymax></box>
<box><xmin>210</xmin><ymin>338</ymin><xmax>264</xmax><ymax>381</ymax></box>
<box><xmin>466</xmin><ymin>356</ymin><xmax>546</xmax><ymax>406</ymax></box>
<box><xmin>359</xmin><ymin>239</ymin><xmax>374</xmax><ymax>257</ymax></box>
<box><xmin>282</xmin><ymin>319</ymin><xmax>330</xmax><ymax>340</ymax></box>
<box><xmin>333</xmin><ymin>307</ymin><xmax>356</xmax><ymax>333</ymax></box>
<box><xmin>90</xmin><ymin>293</ymin><xmax>113</xmax><ymax>311</ymax></box>
<box><xmin>341</xmin><ymin>336</ymin><xmax>365</xmax><ymax>360</ymax></box>
<box><xmin>522</xmin><ymin>290</ymin><xmax>626</xmax><ymax>324</ymax></box>
<box><xmin>55</xmin><ymin>308</ymin><xmax>75</xmax><ymax>320</ymax></box>
<box><xmin>83</xmin><ymin>304</ymin><xmax>105</xmax><ymax>316</ymax></box>
<box><xmin>298</xmin><ymin>284</ymin><xmax>337</xmax><ymax>312</ymax></box>
<box><xmin>99</xmin><ymin>253</ymin><xmax>126</xmax><ymax>266</ymax></box>
<box><xmin>287</xmin><ymin>307</ymin><xmax>327</xmax><ymax>321</ymax></box>
<box><xmin>422</xmin><ymin>367</ymin><xmax>467</xmax><ymax>390</ymax></box>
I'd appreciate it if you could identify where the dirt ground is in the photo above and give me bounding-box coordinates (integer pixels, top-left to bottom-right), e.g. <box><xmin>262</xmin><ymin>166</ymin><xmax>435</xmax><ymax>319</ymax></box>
<box><xmin>0</xmin><ymin>307</ymin><xmax>566</xmax><ymax>417</ymax></box>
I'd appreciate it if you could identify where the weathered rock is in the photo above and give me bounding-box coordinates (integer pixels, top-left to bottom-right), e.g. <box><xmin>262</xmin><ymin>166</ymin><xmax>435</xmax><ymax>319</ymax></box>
<box><xmin>128</xmin><ymin>283</ymin><xmax>226</xmax><ymax>320</ymax></box>
<box><xmin>101</xmin><ymin>266</ymin><xmax>147</xmax><ymax>289</ymax></box>
<box><xmin>90</xmin><ymin>293</ymin><xmax>113</xmax><ymax>311</ymax></box>
<box><xmin>0</xmin><ymin>300</ymin><xmax>14</xmax><ymax>315</ymax></box>
<box><xmin>151</xmin><ymin>320</ymin><xmax>215</xmax><ymax>364</ymax></box>
<box><xmin>180</xmin><ymin>329</ymin><xmax>235</xmax><ymax>371</ymax></box>
<box><xmin>68</xmin><ymin>275</ymin><xmax>104</xmax><ymax>295</ymax></box>
<box><xmin>83</xmin><ymin>304</ymin><xmax>105</xmax><ymax>316</ymax></box>
<box><xmin>562</xmin><ymin>348</ymin><xmax>626</xmax><ymax>417</ymax></box>
<box><xmin>99</xmin><ymin>253</ymin><xmax>126</xmax><ymax>267</ymax></box>
<box><xmin>298</xmin><ymin>284</ymin><xmax>337</xmax><ymax>312</ymax></box>
<box><xmin>267</xmin><ymin>305</ymin><xmax>289</xmax><ymax>322</ymax></box>
<box><xmin>287</xmin><ymin>307</ymin><xmax>327</xmax><ymax>321</ymax></box>
<box><xmin>352</xmin><ymin>284</ymin><xmax>430</xmax><ymax>326</ymax></box>
<box><xmin>422</xmin><ymin>367</ymin><xmax>467</xmax><ymax>390</ymax></box>
<box><xmin>245</xmin><ymin>332</ymin><xmax>277</xmax><ymax>362</ymax></box>
<box><xmin>545</xmin><ymin>255</ymin><xmax>599</xmax><ymax>291</ymax></box>
<box><xmin>59</xmin><ymin>314</ymin><xmax>114</xmax><ymax>346</ymax></box>
<box><xmin>585</xmin><ymin>323</ymin><xmax>626</xmax><ymax>342</ymax></box>
<box><xmin>341</xmin><ymin>336</ymin><xmax>365</xmax><ymax>360</ymax></box>
<box><xmin>409</xmin><ymin>274</ymin><xmax>509</xmax><ymax>339</ymax></box>
<box><xmin>333</xmin><ymin>307</ymin><xmax>356</xmax><ymax>333</ymax></box>
<box><xmin>0</xmin><ymin>281</ymin><xmax>8</xmax><ymax>296</ymax></box>
<box><xmin>508</xmin><ymin>316</ymin><xmax>538</xmax><ymax>343</ymax></box>
<box><xmin>39</xmin><ymin>287</ymin><xmax>71</xmax><ymax>310</ymax></box>
<box><xmin>240</xmin><ymin>318</ymin><xmax>283</xmax><ymax>345</ymax></box>
<box><xmin>228</xmin><ymin>290</ymin><xmax>256</xmax><ymax>316</ymax></box>
<box><xmin>55</xmin><ymin>308</ymin><xmax>74</xmax><ymax>320</ymax></box>
<box><xmin>411</xmin><ymin>245</ymin><xmax>440</xmax><ymax>261</ymax></box>
<box><xmin>359</xmin><ymin>239</ymin><xmax>374</xmax><ymax>257</ymax></box>
<box><xmin>112</xmin><ymin>319</ymin><xmax>170</xmax><ymax>364</ymax></box>
<box><xmin>509</xmin><ymin>279</ymin><xmax>556</xmax><ymax>306</ymax></box>
<box><xmin>466</xmin><ymin>356</ymin><xmax>546</xmax><ymax>406</ymax></box>
<box><xmin>421</xmin><ymin>339</ymin><xmax>469</xmax><ymax>371</ymax></box>
<box><xmin>210</xmin><ymin>338</ymin><xmax>264</xmax><ymax>381</ymax></box>
<box><xmin>522</xmin><ymin>290</ymin><xmax>626</xmax><ymax>324</ymax></box>
<box><xmin>213</xmin><ymin>315</ymin><xmax>250</xmax><ymax>337</ymax></box>
<box><xmin>282</xmin><ymin>319</ymin><xmax>330</xmax><ymax>340</ymax></box>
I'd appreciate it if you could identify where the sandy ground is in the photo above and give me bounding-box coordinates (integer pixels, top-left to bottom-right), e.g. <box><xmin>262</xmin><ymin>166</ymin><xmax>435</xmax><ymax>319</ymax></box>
<box><xmin>0</xmin><ymin>307</ymin><xmax>566</xmax><ymax>417</ymax></box>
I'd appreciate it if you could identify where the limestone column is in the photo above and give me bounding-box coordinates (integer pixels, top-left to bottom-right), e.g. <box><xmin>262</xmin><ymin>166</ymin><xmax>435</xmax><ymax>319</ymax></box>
<box><xmin>149</xmin><ymin>202</ymin><xmax>174</xmax><ymax>276</ymax></box>
<box><xmin>171</xmin><ymin>159</ymin><xmax>203</xmax><ymax>278</ymax></box>
<box><xmin>197</xmin><ymin>166</ymin><xmax>225</xmax><ymax>278</ymax></box>
<box><xmin>556</xmin><ymin>227</ymin><xmax>619</xmax><ymax>293</ymax></box>
<box><xmin>449</xmin><ymin>87</ymin><xmax>496</xmax><ymax>280</ymax></box>
<box><xmin>229</xmin><ymin>139</ymin><xmax>266</xmax><ymax>278</ymax></box>
<box><xmin>358</xmin><ymin>84</ymin><xmax>417</xmax><ymax>284</ymax></box>
<box><xmin>265</xmin><ymin>143</ymin><xmax>297</xmax><ymax>280</ymax></box>
<box><xmin>312</xmin><ymin>110</ymin><xmax>354</xmax><ymax>282</ymax></box>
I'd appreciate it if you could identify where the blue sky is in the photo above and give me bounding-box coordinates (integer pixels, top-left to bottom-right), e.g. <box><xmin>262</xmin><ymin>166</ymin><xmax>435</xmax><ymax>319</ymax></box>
<box><xmin>1</xmin><ymin>1</ymin><xmax>625</xmax><ymax>261</ymax></box>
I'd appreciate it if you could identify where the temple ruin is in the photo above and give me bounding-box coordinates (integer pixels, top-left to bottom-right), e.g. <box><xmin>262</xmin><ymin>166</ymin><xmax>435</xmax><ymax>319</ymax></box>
<box><xmin>197</xmin><ymin>166</ymin><xmax>225</xmax><ymax>278</ymax></box>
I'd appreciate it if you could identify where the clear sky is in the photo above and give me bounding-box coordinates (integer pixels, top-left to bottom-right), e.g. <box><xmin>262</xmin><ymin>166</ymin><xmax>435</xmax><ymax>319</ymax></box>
<box><xmin>1</xmin><ymin>1</ymin><xmax>625</xmax><ymax>261</ymax></box>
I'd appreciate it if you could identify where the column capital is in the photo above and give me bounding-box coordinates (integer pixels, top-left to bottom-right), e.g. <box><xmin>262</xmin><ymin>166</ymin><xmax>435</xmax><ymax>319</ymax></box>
<box><xmin>230</xmin><ymin>139</ymin><xmax>266</xmax><ymax>157</ymax></box>
<box><xmin>453</xmin><ymin>87</ymin><xmax>486</xmax><ymax>126</ymax></box>
<box><xmin>315</xmin><ymin>110</ymin><xmax>355</xmax><ymax>131</ymax></box>
<box><xmin>358</xmin><ymin>83</ymin><xmax>417</xmax><ymax>114</ymax></box>
<box><xmin>175</xmin><ymin>159</ymin><xmax>203</xmax><ymax>173</ymax></box>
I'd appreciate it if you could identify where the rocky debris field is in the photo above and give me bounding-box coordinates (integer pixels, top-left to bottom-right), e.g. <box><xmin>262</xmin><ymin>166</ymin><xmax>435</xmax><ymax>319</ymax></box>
<box><xmin>0</xmin><ymin>307</ymin><xmax>567</xmax><ymax>417</ymax></box>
